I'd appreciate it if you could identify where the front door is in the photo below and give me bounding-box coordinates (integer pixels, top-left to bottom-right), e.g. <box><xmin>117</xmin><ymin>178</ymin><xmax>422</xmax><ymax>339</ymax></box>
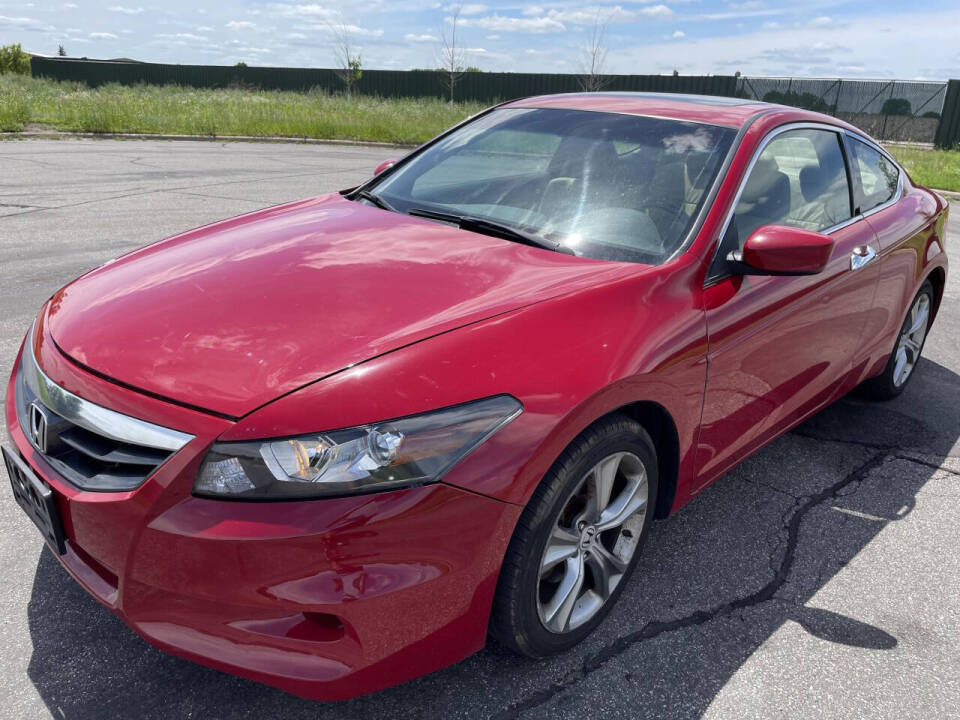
<box><xmin>694</xmin><ymin>125</ymin><xmax>880</xmax><ymax>490</ymax></box>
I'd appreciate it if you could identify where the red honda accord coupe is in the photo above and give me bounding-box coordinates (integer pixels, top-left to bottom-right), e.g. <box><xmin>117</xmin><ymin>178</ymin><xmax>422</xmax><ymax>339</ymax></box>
<box><xmin>3</xmin><ymin>93</ymin><xmax>949</xmax><ymax>700</ymax></box>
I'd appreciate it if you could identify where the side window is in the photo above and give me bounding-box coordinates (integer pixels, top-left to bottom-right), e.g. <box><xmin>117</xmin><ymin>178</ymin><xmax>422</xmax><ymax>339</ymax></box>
<box><xmin>849</xmin><ymin>139</ymin><xmax>899</xmax><ymax>213</ymax></box>
<box><xmin>730</xmin><ymin>128</ymin><xmax>853</xmax><ymax>247</ymax></box>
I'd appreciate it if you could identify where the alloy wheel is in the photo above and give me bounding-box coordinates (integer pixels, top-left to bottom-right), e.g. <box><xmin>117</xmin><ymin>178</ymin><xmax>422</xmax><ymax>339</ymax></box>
<box><xmin>892</xmin><ymin>292</ymin><xmax>930</xmax><ymax>387</ymax></box>
<box><xmin>536</xmin><ymin>451</ymin><xmax>648</xmax><ymax>634</ymax></box>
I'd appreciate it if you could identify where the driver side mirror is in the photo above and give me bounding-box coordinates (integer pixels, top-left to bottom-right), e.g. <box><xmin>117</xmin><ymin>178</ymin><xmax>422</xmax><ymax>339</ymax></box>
<box><xmin>373</xmin><ymin>159</ymin><xmax>397</xmax><ymax>176</ymax></box>
<box><xmin>727</xmin><ymin>225</ymin><xmax>835</xmax><ymax>276</ymax></box>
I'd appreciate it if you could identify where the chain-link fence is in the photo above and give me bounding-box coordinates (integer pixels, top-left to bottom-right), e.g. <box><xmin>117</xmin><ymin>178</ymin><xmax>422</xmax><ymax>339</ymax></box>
<box><xmin>737</xmin><ymin>77</ymin><xmax>947</xmax><ymax>144</ymax></box>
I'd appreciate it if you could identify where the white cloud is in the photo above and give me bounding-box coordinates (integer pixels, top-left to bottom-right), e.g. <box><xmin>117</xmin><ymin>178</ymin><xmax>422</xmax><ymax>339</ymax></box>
<box><xmin>0</xmin><ymin>14</ymin><xmax>51</xmax><ymax>29</ymax></box>
<box><xmin>446</xmin><ymin>3</ymin><xmax>486</xmax><ymax>14</ymax></box>
<box><xmin>108</xmin><ymin>5</ymin><xmax>143</xmax><ymax>14</ymax></box>
<box><xmin>672</xmin><ymin>30</ymin><xmax>685</xmax><ymax>38</ymax></box>
<box><xmin>63</xmin><ymin>2</ymin><xmax>78</xmax><ymax>8</ymax></box>
<box><xmin>286</xmin><ymin>31</ymin><xmax>307</xmax><ymax>39</ymax></box>
<box><xmin>810</xmin><ymin>16</ymin><xmax>832</xmax><ymax>26</ymax></box>
<box><xmin>609</xmin><ymin>7</ymin><xmax>959</xmax><ymax>79</ymax></box>
<box><xmin>89</xmin><ymin>31</ymin><xmax>118</xmax><ymax>38</ymax></box>
<box><xmin>640</xmin><ymin>4</ymin><xmax>673</xmax><ymax>19</ymax></box>
<box><xmin>196</xmin><ymin>25</ymin><xmax>214</xmax><ymax>32</ymax></box>
<box><xmin>268</xmin><ymin>3</ymin><xmax>336</xmax><ymax>20</ymax></box>
<box><xmin>535</xmin><ymin>4</ymin><xmax>673</xmax><ymax>26</ymax></box>
<box><xmin>320</xmin><ymin>23</ymin><xmax>384</xmax><ymax>38</ymax></box>
<box><xmin>729</xmin><ymin>0</ymin><xmax>766</xmax><ymax>9</ymax></box>
<box><xmin>404</xmin><ymin>32</ymin><xmax>438</xmax><ymax>42</ymax></box>
<box><xmin>456</xmin><ymin>14</ymin><xmax>565</xmax><ymax>33</ymax></box>
<box><xmin>695</xmin><ymin>7</ymin><xmax>783</xmax><ymax>21</ymax></box>
<box><xmin>465</xmin><ymin>46</ymin><xmax>486</xmax><ymax>53</ymax></box>
<box><xmin>236</xmin><ymin>46</ymin><xmax>271</xmax><ymax>54</ymax></box>
<box><xmin>226</xmin><ymin>20</ymin><xmax>256</xmax><ymax>30</ymax></box>
<box><xmin>157</xmin><ymin>32</ymin><xmax>208</xmax><ymax>42</ymax></box>
<box><xmin>485</xmin><ymin>33</ymin><xmax>500</xmax><ymax>40</ymax></box>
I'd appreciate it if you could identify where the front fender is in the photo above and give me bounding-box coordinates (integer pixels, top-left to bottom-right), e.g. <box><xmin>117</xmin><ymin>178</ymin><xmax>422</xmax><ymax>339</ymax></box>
<box><xmin>222</xmin><ymin>267</ymin><xmax>708</xmax><ymax>509</ymax></box>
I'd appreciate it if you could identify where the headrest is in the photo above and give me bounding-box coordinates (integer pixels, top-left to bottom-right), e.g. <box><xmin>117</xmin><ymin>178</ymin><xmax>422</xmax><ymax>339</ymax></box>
<box><xmin>685</xmin><ymin>152</ymin><xmax>712</xmax><ymax>188</ymax></box>
<box><xmin>549</xmin><ymin>137</ymin><xmax>619</xmax><ymax>178</ymax></box>
<box><xmin>799</xmin><ymin>164</ymin><xmax>832</xmax><ymax>203</ymax></box>
<box><xmin>740</xmin><ymin>158</ymin><xmax>782</xmax><ymax>204</ymax></box>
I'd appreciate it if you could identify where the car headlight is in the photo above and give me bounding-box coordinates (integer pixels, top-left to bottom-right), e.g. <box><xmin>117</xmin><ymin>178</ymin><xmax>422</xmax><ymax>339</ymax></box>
<box><xmin>194</xmin><ymin>395</ymin><xmax>522</xmax><ymax>499</ymax></box>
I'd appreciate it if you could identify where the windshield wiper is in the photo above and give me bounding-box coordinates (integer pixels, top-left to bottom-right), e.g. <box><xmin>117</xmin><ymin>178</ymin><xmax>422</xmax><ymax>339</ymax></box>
<box><xmin>408</xmin><ymin>207</ymin><xmax>574</xmax><ymax>255</ymax></box>
<box><xmin>353</xmin><ymin>189</ymin><xmax>398</xmax><ymax>213</ymax></box>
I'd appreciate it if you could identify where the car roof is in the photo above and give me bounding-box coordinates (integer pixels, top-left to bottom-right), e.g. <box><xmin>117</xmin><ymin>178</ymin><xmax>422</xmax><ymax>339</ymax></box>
<box><xmin>503</xmin><ymin>92</ymin><xmax>784</xmax><ymax>129</ymax></box>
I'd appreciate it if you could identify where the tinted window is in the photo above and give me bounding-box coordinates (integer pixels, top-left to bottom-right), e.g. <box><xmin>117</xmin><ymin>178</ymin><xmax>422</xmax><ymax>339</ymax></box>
<box><xmin>849</xmin><ymin>139</ymin><xmax>899</xmax><ymax>213</ymax></box>
<box><xmin>372</xmin><ymin>108</ymin><xmax>736</xmax><ymax>265</ymax></box>
<box><xmin>729</xmin><ymin>128</ymin><xmax>852</xmax><ymax>247</ymax></box>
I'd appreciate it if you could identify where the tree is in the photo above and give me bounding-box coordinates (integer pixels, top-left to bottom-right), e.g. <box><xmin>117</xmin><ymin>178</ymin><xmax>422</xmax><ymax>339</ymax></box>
<box><xmin>762</xmin><ymin>90</ymin><xmax>834</xmax><ymax>114</ymax></box>
<box><xmin>0</xmin><ymin>43</ymin><xmax>31</xmax><ymax>75</ymax></box>
<box><xmin>329</xmin><ymin>23</ymin><xmax>362</xmax><ymax>98</ymax></box>
<box><xmin>235</xmin><ymin>61</ymin><xmax>247</xmax><ymax>68</ymax></box>
<box><xmin>57</xmin><ymin>45</ymin><xmax>67</xmax><ymax>57</ymax></box>
<box><xmin>881</xmin><ymin>98</ymin><xmax>911</xmax><ymax>116</ymax></box>
<box><xmin>577</xmin><ymin>10</ymin><xmax>611</xmax><ymax>92</ymax></box>
<box><xmin>439</xmin><ymin>4</ymin><xmax>466</xmax><ymax>103</ymax></box>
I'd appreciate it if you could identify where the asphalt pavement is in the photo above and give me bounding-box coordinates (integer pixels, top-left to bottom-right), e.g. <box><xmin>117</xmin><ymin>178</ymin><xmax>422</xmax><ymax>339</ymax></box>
<box><xmin>0</xmin><ymin>138</ymin><xmax>958</xmax><ymax>719</ymax></box>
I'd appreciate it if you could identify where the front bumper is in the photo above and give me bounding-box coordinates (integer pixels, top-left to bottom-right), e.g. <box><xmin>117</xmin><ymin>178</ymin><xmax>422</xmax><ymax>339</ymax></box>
<box><xmin>4</xmin><ymin>334</ymin><xmax>521</xmax><ymax>700</ymax></box>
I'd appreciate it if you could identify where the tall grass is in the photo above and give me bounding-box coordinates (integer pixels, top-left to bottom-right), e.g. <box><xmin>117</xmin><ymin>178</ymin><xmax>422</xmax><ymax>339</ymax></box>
<box><xmin>889</xmin><ymin>145</ymin><xmax>960</xmax><ymax>193</ymax></box>
<box><xmin>0</xmin><ymin>74</ymin><xmax>484</xmax><ymax>144</ymax></box>
<box><xmin>4</xmin><ymin>75</ymin><xmax>960</xmax><ymax>192</ymax></box>
<box><xmin>0</xmin><ymin>77</ymin><xmax>29</xmax><ymax>130</ymax></box>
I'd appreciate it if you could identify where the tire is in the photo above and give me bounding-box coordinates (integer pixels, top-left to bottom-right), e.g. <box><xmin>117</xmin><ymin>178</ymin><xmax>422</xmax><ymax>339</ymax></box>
<box><xmin>490</xmin><ymin>414</ymin><xmax>658</xmax><ymax>657</ymax></box>
<box><xmin>860</xmin><ymin>280</ymin><xmax>934</xmax><ymax>401</ymax></box>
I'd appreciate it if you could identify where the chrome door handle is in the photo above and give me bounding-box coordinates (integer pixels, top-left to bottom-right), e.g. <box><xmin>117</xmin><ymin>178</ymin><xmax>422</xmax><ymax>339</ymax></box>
<box><xmin>850</xmin><ymin>245</ymin><xmax>877</xmax><ymax>270</ymax></box>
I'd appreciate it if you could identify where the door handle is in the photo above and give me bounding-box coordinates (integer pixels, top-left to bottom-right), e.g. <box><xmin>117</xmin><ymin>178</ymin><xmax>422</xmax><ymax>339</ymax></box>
<box><xmin>850</xmin><ymin>245</ymin><xmax>877</xmax><ymax>271</ymax></box>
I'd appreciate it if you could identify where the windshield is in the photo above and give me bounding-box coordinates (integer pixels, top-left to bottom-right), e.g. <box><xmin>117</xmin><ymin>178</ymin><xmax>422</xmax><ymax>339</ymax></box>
<box><xmin>369</xmin><ymin>107</ymin><xmax>736</xmax><ymax>264</ymax></box>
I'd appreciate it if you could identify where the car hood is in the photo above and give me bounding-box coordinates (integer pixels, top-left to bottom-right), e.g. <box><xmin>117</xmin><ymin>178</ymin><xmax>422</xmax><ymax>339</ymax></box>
<box><xmin>46</xmin><ymin>193</ymin><xmax>631</xmax><ymax>418</ymax></box>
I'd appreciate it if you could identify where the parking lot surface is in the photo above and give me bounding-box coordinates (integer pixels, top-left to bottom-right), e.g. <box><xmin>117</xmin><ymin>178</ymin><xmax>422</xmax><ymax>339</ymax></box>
<box><xmin>1</xmin><ymin>139</ymin><xmax>958</xmax><ymax>719</ymax></box>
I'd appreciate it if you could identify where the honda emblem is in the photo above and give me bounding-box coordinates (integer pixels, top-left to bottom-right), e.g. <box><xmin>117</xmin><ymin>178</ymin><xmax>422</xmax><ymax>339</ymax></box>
<box><xmin>28</xmin><ymin>403</ymin><xmax>48</xmax><ymax>454</ymax></box>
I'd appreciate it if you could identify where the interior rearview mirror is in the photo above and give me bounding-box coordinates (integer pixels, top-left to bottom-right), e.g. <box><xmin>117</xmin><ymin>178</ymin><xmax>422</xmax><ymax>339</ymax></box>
<box><xmin>727</xmin><ymin>225</ymin><xmax>835</xmax><ymax>276</ymax></box>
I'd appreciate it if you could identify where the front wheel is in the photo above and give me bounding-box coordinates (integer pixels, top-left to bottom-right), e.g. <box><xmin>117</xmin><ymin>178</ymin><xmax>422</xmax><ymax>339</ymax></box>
<box><xmin>860</xmin><ymin>280</ymin><xmax>933</xmax><ymax>401</ymax></box>
<box><xmin>490</xmin><ymin>415</ymin><xmax>658</xmax><ymax>657</ymax></box>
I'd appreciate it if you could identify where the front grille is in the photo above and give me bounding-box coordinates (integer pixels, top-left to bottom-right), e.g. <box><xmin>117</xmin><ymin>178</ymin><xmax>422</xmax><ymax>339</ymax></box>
<box><xmin>15</xmin><ymin>327</ymin><xmax>194</xmax><ymax>492</ymax></box>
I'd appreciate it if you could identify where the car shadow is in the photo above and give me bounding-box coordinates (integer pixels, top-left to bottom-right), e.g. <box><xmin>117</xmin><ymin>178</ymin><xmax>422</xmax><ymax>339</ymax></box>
<box><xmin>23</xmin><ymin>356</ymin><xmax>960</xmax><ymax>719</ymax></box>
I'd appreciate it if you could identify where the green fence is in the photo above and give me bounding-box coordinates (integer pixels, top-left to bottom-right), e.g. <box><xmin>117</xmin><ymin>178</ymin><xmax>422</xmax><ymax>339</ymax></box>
<box><xmin>935</xmin><ymin>80</ymin><xmax>960</xmax><ymax>149</ymax></box>
<box><xmin>736</xmin><ymin>77</ymin><xmax>948</xmax><ymax>144</ymax></box>
<box><xmin>30</xmin><ymin>57</ymin><xmax>736</xmax><ymax>104</ymax></box>
<box><xmin>30</xmin><ymin>57</ymin><xmax>960</xmax><ymax>146</ymax></box>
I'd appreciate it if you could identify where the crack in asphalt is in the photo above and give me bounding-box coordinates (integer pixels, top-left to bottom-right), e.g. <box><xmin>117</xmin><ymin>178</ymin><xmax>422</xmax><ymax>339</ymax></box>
<box><xmin>894</xmin><ymin>454</ymin><xmax>960</xmax><ymax>478</ymax></box>
<box><xmin>491</xmin><ymin>448</ymin><xmax>913</xmax><ymax>720</ymax></box>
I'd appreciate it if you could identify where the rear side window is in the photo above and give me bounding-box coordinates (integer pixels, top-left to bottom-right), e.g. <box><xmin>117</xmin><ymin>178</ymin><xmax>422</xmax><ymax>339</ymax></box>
<box><xmin>728</xmin><ymin>128</ymin><xmax>852</xmax><ymax>249</ymax></box>
<box><xmin>849</xmin><ymin>139</ymin><xmax>899</xmax><ymax>213</ymax></box>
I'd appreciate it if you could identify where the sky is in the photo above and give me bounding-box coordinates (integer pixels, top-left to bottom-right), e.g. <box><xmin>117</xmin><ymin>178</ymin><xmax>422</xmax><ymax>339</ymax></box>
<box><xmin>2</xmin><ymin>1</ymin><xmax>959</xmax><ymax>80</ymax></box>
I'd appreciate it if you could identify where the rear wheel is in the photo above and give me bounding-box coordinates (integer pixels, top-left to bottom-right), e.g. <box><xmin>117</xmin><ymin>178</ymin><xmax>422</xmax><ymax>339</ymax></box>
<box><xmin>490</xmin><ymin>414</ymin><xmax>658</xmax><ymax>657</ymax></box>
<box><xmin>861</xmin><ymin>280</ymin><xmax>933</xmax><ymax>400</ymax></box>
